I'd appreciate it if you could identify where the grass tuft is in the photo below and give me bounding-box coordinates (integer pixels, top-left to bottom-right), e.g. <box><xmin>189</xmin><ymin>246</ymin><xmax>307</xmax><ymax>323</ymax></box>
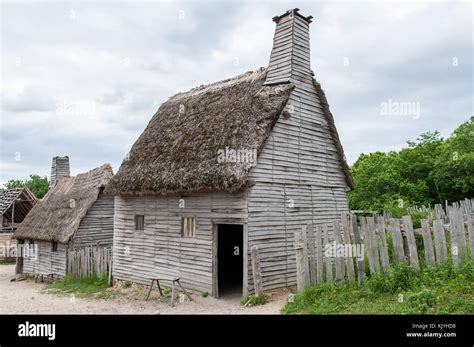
<box><xmin>44</xmin><ymin>273</ymin><xmax>119</xmax><ymax>300</ymax></box>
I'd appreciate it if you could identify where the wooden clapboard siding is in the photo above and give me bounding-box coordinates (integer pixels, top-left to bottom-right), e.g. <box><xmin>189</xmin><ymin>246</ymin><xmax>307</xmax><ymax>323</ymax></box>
<box><xmin>22</xmin><ymin>240</ymin><xmax>67</xmax><ymax>276</ymax></box>
<box><xmin>72</xmin><ymin>195</ymin><xmax>114</xmax><ymax>248</ymax></box>
<box><xmin>247</xmin><ymin>11</ymin><xmax>349</xmax><ymax>293</ymax></box>
<box><xmin>112</xmin><ymin>191</ymin><xmax>247</xmax><ymax>294</ymax></box>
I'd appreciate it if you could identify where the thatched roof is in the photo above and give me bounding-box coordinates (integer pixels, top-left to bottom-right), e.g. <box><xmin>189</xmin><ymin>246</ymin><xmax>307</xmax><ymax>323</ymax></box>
<box><xmin>105</xmin><ymin>67</ymin><xmax>354</xmax><ymax>196</ymax></box>
<box><xmin>14</xmin><ymin>164</ymin><xmax>113</xmax><ymax>243</ymax></box>
<box><xmin>105</xmin><ymin>68</ymin><xmax>294</xmax><ymax>196</ymax></box>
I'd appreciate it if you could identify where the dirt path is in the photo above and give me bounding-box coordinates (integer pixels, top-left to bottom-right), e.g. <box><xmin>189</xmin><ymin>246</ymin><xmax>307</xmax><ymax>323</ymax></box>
<box><xmin>0</xmin><ymin>265</ymin><xmax>288</xmax><ymax>314</ymax></box>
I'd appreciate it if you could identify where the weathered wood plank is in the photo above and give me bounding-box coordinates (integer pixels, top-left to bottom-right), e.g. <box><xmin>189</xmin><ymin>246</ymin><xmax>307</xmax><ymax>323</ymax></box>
<box><xmin>301</xmin><ymin>225</ymin><xmax>310</xmax><ymax>286</ymax></box>
<box><xmin>350</xmin><ymin>214</ymin><xmax>365</xmax><ymax>284</ymax></box>
<box><xmin>367</xmin><ymin>217</ymin><xmax>381</xmax><ymax>273</ymax></box>
<box><xmin>306</xmin><ymin>224</ymin><xmax>316</xmax><ymax>286</ymax></box>
<box><xmin>377</xmin><ymin>220</ymin><xmax>390</xmax><ymax>274</ymax></box>
<box><xmin>251</xmin><ymin>246</ymin><xmax>263</xmax><ymax>295</ymax></box>
<box><xmin>341</xmin><ymin>212</ymin><xmax>355</xmax><ymax>283</ymax></box>
<box><xmin>294</xmin><ymin>230</ymin><xmax>306</xmax><ymax>293</ymax></box>
<box><xmin>390</xmin><ymin>218</ymin><xmax>405</xmax><ymax>262</ymax></box>
<box><xmin>468</xmin><ymin>213</ymin><xmax>474</xmax><ymax>262</ymax></box>
<box><xmin>421</xmin><ymin>219</ymin><xmax>436</xmax><ymax>267</ymax></box>
<box><xmin>402</xmin><ymin>216</ymin><xmax>420</xmax><ymax>272</ymax></box>
<box><xmin>333</xmin><ymin>220</ymin><xmax>345</xmax><ymax>283</ymax></box>
<box><xmin>323</xmin><ymin>225</ymin><xmax>333</xmax><ymax>283</ymax></box>
<box><xmin>315</xmin><ymin>225</ymin><xmax>323</xmax><ymax>284</ymax></box>
<box><xmin>433</xmin><ymin>220</ymin><xmax>448</xmax><ymax>265</ymax></box>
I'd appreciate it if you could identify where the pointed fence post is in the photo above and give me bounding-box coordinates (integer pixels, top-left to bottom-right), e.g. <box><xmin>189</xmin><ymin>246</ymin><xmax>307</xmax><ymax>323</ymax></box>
<box><xmin>433</xmin><ymin>220</ymin><xmax>447</xmax><ymax>265</ymax></box>
<box><xmin>294</xmin><ymin>230</ymin><xmax>307</xmax><ymax>293</ymax></box>
<box><xmin>315</xmin><ymin>225</ymin><xmax>323</xmax><ymax>284</ymax></box>
<box><xmin>323</xmin><ymin>225</ymin><xmax>333</xmax><ymax>283</ymax></box>
<box><xmin>306</xmin><ymin>224</ymin><xmax>316</xmax><ymax>286</ymax></box>
<box><xmin>421</xmin><ymin>219</ymin><xmax>436</xmax><ymax>267</ymax></box>
<box><xmin>250</xmin><ymin>246</ymin><xmax>263</xmax><ymax>295</ymax></box>
<box><xmin>333</xmin><ymin>219</ymin><xmax>345</xmax><ymax>283</ymax></box>
<box><xmin>390</xmin><ymin>218</ymin><xmax>405</xmax><ymax>262</ymax></box>
<box><xmin>377</xmin><ymin>220</ymin><xmax>390</xmax><ymax>274</ymax></box>
<box><xmin>341</xmin><ymin>212</ymin><xmax>355</xmax><ymax>283</ymax></box>
<box><xmin>402</xmin><ymin>216</ymin><xmax>420</xmax><ymax>272</ymax></box>
<box><xmin>467</xmin><ymin>213</ymin><xmax>474</xmax><ymax>262</ymax></box>
<box><xmin>351</xmin><ymin>214</ymin><xmax>365</xmax><ymax>284</ymax></box>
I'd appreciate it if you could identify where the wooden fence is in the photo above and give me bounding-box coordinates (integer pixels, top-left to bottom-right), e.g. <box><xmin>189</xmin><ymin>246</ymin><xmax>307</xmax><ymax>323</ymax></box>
<box><xmin>67</xmin><ymin>246</ymin><xmax>112</xmax><ymax>282</ymax></box>
<box><xmin>294</xmin><ymin>203</ymin><xmax>474</xmax><ymax>292</ymax></box>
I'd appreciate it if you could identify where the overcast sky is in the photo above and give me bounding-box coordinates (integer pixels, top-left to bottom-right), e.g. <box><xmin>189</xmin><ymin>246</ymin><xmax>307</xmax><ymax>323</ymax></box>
<box><xmin>0</xmin><ymin>0</ymin><xmax>472</xmax><ymax>185</ymax></box>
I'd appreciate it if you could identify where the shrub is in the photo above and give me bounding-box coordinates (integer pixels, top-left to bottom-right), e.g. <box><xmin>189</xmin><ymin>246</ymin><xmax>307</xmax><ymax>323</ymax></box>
<box><xmin>406</xmin><ymin>289</ymin><xmax>436</xmax><ymax>313</ymax></box>
<box><xmin>241</xmin><ymin>294</ymin><xmax>268</xmax><ymax>306</ymax></box>
<box><xmin>201</xmin><ymin>291</ymin><xmax>209</xmax><ymax>298</ymax></box>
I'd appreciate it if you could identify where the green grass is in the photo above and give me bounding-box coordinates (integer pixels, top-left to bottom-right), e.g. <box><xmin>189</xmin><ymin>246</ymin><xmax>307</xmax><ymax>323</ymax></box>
<box><xmin>44</xmin><ymin>274</ymin><xmax>119</xmax><ymax>300</ymax></box>
<box><xmin>241</xmin><ymin>294</ymin><xmax>268</xmax><ymax>306</ymax></box>
<box><xmin>283</xmin><ymin>261</ymin><xmax>474</xmax><ymax>314</ymax></box>
<box><xmin>0</xmin><ymin>259</ymin><xmax>16</xmax><ymax>265</ymax></box>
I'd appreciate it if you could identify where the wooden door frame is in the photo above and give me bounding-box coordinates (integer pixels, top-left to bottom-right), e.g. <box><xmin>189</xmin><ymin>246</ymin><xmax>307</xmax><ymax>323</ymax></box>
<box><xmin>211</xmin><ymin>220</ymin><xmax>247</xmax><ymax>298</ymax></box>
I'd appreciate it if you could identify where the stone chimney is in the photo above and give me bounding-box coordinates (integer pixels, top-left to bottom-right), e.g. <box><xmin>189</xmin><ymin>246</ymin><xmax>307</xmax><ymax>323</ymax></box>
<box><xmin>265</xmin><ymin>8</ymin><xmax>313</xmax><ymax>85</ymax></box>
<box><xmin>49</xmin><ymin>156</ymin><xmax>70</xmax><ymax>189</ymax></box>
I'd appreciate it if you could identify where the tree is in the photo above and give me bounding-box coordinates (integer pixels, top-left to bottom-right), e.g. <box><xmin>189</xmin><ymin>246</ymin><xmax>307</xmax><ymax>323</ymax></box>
<box><xmin>4</xmin><ymin>174</ymin><xmax>49</xmax><ymax>199</ymax></box>
<box><xmin>349</xmin><ymin>117</ymin><xmax>474</xmax><ymax>211</ymax></box>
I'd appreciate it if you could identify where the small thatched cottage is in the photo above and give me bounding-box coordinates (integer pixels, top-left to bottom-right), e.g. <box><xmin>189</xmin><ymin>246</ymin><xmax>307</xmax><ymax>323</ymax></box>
<box><xmin>14</xmin><ymin>157</ymin><xmax>114</xmax><ymax>276</ymax></box>
<box><xmin>105</xmin><ymin>9</ymin><xmax>353</xmax><ymax>297</ymax></box>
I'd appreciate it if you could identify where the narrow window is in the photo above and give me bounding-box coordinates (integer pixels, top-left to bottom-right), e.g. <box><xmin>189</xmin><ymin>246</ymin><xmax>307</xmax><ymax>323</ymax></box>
<box><xmin>135</xmin><ymin>215</ymin><xmax>145</xmax><ymax>231</ymax></box>
<box><xmin>29</xmin><ymin>239</ymin><xmax>34</xmax><ymax>246</ymax></box>
<box><xmin>182</xmin><ymin>217</ymin><xmax>196</xmax><ymax>237</ymax></box>
<box><xmin>52</xmin><ymin>242</ymin><xmax>58</xmax><ymax>252</ymax></box>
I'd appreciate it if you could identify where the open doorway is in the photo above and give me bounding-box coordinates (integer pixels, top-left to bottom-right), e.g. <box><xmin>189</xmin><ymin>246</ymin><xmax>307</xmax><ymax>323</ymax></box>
<box><xmin>217</xmin><ymin>224</ymin><xmax>243</xmax><ymax>297</ymax></box>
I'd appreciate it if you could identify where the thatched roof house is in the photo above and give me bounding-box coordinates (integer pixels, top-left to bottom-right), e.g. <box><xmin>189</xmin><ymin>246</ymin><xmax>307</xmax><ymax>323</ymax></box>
<box><xmin>107</xmin><ymin>9</ymin><xmax>353</xmax><ymax>297</ymax></box>
<box><xmin>14</xmin><ymin>160</ymin><xmax>115</xmax><ymax>277</ymax></box>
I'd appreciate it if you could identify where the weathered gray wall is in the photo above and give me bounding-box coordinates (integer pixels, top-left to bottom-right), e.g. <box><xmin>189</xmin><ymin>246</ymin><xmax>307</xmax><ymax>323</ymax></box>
<box><xmin>112</xmin><ymin>191</ymin><xmax>247</xmax><ymax>294</ymax></box>
<box><xmin>72</xmin><ymin>195</ymin><xmax>114</xmax><ymax>248</ymax></box>
<box><xmin>246</xmin><ymin>11</ymin><xmax>350</xmax><ymax>293</ymax></box>
<box><xmin>22</xmin><ymin>240</ymin><xmax>67</xmax><ymax>276</ymax></box>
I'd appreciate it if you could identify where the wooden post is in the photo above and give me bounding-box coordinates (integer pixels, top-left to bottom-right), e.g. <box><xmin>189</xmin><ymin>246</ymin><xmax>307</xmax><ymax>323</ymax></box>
<box><xmin>333</xmin><ymin>220</ymin><xmax>345</xmax><ymax>283</ymax></box>
<box><xmin>449</xmin><ymin>207</ymin><xmax>468</xmax><ymax>263</ymax></box>
<box><xmin>390</xmin><ymin>218</ymin><xmax>405</xmax><ymax>262</ymax></box>
<box><xmin>341</xmin><ymin>213</ymin><xmax>355</xmax><ymax>283</ymax></box>
<box><xmin>351</xmin><ymin>214</ymin><xmax>365</xmax><ymax>284</ymax></box>
<box><xmin>467</xmin><ymin>213</ymin><xmax>474</xmax><ymax>262</ymax></box>
<box><xmin>421</xmin><ymin>219</ymin><xmax>436</xmax><ymax>267</ymax></box>
<box><xmin>361</xmin><ymin>217</ymin><xmax>375</xmax><ymax>274</ymax></box>
<box><xmin>377</xmin><ymin>220</ymin><xmax>390</xmax><ymax>274</ymax></box>
<box><xmin>315</xmin><ymin>225</ymin><xmax>323</xmax><ymax>284</ymax></box>
<box><xmin>250</xmin><ymin>246</ymin><xmax>263</xmax><ymax>295</ymax></box>
<box><xmin>306</xmin><ymin>224</ymin><xmax>316</xmax><ymax>286</ymax></box>
<box><xmin>301</xmin><ymin>226</ymin><xmax>310</xmax><ymax>286</ymax></box>
<box><xmin>294</xmin><ymin>231</ymin><xmax>306</xmax><ymax>293</ymax></box>
<box><xmin>402</xmin><ymin>216</ymin><xmax>420</xmax><ymax>272</ymax></box>
<box><xmin>367</xmin><ymin>217</ymin><xmax>381</xmax><ymax>273</ymax></box>
<box><xmin>323</xmin><ymin>225</ymin><xmax>333</xmax><ymax>283</ymax></box>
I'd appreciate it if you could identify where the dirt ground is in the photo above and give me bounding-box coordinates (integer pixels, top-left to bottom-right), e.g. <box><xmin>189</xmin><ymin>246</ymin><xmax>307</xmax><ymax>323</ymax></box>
<box><xmin>0</xmin><ymin>265</ymin><xmax>289</xmax><ymax>314</ymax></box>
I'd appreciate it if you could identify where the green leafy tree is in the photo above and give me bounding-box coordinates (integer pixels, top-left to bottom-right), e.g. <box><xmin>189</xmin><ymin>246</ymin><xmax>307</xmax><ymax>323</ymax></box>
<box><xmin>350</xmin><ymin>117</ymin><xmax>474</xmax><ymax>211</ymax></box>
<box><xmin>4</xmin><ymin>174</ymin><xmax>49</xmax><ymax>199</ymax></box>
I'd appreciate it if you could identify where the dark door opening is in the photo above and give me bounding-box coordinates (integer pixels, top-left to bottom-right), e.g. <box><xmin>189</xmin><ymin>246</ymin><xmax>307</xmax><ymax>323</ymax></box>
<box><xmin>217</xmin><ymin>224</ymin><xmax>243</xmax><ymax>297</ymax></box>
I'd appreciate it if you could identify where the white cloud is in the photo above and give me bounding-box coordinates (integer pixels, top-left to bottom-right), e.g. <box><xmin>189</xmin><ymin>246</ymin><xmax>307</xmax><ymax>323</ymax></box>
<box><xmin>0</xmin><ymin>1</ymin><xmax>471</xmax><ymax>185</ymax></box>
